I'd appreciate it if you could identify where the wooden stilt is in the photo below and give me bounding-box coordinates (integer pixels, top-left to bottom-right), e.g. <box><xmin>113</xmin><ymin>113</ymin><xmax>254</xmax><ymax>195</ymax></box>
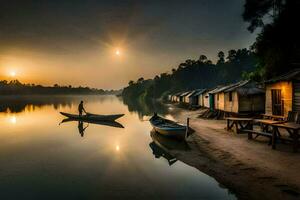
<box><xmin>185</xmin><ymin>118</ymin><xmax>190</xmax><ymax>140</ymax></box>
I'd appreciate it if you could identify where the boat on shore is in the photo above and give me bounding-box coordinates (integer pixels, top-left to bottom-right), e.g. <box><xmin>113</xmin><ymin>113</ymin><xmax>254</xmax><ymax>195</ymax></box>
<box><xmin>60</xmin><ymin>112</ymin><xmax>124</xmax><ymax>121</ymax></box>
<box><xmin>149</xmin><ymin>114</ymin><xmax>191</xmax><ymax>140</ymax></box>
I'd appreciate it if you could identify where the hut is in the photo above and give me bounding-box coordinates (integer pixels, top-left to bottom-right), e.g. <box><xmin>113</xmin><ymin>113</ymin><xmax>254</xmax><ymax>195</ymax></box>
<box><xmin>179</xmin><ymin>91</ymin><xmax>191</xmax><ymax>103</ymax></box>
<box><xmin>187</xmin><ymin>89</ymin><xmax>207</xmax><ymax>106</ymax></box>
<box><xmin>202</xmin><ymin>90</ymin><xmax>211</xmax><ymax>108</ymax></box>
<box><xmin>223</xmin><ymin>81</ymin><xmax>265</xmax><ymax>113</ymax></box>
<box><xmin>184</xmin><ymin>91</ymin><xmax>194</xmax><ymax>103</ymax></box>
<box><xmin>264</xmin><ymin>69</ymin><xmax>300</xmax><ymax>117</ymax></box>
<box><xmin>209</xmin><ymin>81</ymin><xmax>252</xmax><ymax>111</ymax></box>
<box><xmin>207</xmin><ymin>85</ymin><xmax>230</xmax><ymax>111</ymax></box>
<box><xmin>171</xmin><ymin>92</ymin><xmax>182</xmax><ymax>102</ymax></box>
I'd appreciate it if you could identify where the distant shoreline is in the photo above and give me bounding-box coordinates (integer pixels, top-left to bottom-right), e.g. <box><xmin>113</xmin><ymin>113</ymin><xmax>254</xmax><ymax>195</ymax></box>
<box><xmin>0</xmin><ymin>80</ymin><xmax>121</xmax><ymax>96</ymax></box>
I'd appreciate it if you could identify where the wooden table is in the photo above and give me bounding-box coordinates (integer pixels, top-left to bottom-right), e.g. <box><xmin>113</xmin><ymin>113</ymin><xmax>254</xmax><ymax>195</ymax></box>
<box><xmin>226</xmin><ymin>117</ymin><xmax>253</xmax><ymax>134</ymax></box>
<box><xmin>261</xmin><ymin>114</ymin><xmax>285</xmax><ymax>121</ymax></box>
<box><xmin>271</xmin><ymin>122</ymin><xmax>300</xmax><ymax>152</ymax></box>
<box><xmin>254</xmin><ymin>119</ymin><xmax>284</xmax><ymax>132</ymax></box>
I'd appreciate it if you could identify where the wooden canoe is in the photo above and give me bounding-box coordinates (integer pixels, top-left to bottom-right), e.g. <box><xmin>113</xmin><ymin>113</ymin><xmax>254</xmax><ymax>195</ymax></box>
<box><xmin>60</xmin><ymin>112</ymin><xmax>124</xmax><ymax>121</ymax></box>
<box><xmin>149</xmin><ymin>114</ymin><xmax>188</xmax><ymax>140</ymax></box>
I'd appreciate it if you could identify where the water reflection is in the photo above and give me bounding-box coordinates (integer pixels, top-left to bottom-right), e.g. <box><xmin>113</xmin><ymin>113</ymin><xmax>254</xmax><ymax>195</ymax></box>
<box><xmin>78</xmin><ymin>121</ymin><xmax>89</xmax><ymax>137</ymax></box>
<box><xmin>149</xmin><ymin>130</ymin><xmax>191</xmax><ymax>166</ymax></box>
<box><xmin>60</xmin><ymin>118</ymin><xmax>124</xmax><ymax>137</ymax></box>
<box><xmin>0</xmin><ymin>95</ymin><xmax>236</xmax><ymax>199</ymax></box>
<box><xmin>150</xmin><ymin>130</ymin><xmax>190</xmax><ymax>151</ymax></box>
<box><xmin>0</xmin><ymin>95</ymin><xmax>108</xmax><ymax>113</ymax></box>
<box><xmin>122</xmin><ymin>97</ymin><xmax>169</xmax><ymax>119</ymax></box>
<box><xmin>9</xmin><ymin>116</ymin><xmax>17</xmax><ymax>124</ymax></box>
<box><xmin>149</xmin><ymin>142</ymin><xmax>177</xmax><ymax>166</ymax></box>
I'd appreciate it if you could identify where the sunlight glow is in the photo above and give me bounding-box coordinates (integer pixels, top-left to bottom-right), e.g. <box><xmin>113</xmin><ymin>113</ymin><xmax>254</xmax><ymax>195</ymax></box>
<box><xmin>9</xmin><ymin>116</ymin><xmax>17</xmax><ymax>124</ymax></box>
<box><xmin>116</xmin><ymin>145</ymin><xmax>120</xmax><ymax>151</ymax></box>
<box><xmin>115</xmin><ymin>49</ymin><xmax>121</xmax><ymax>56</ymax></box>
<box><xmin>10</xmin><ymin>71</ymin><xmax>16</xmax><ymax>77</ymax></box>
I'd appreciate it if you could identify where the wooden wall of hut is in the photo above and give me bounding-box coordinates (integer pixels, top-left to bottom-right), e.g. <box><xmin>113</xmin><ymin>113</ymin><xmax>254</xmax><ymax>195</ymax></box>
<box><xmin>197</xmin><ymin>95</ymin><xmax>203</xmax><ymax>106</ymax></box>
<box><xmin>214</xmin><ymin>92</ymin><xmax>225</xmax><ymax>110</ymax></box>
<box><xmin>238</xmin><ymin>94</ymin><xmax>265</xmax><ymax>112</ymax></box>
<box><xmin>224</xmin><ymin>91</ymin><xmax>239</xmax><ymax>113</ymax></box>
<box><xmin>265</xmin><ymin>81</ymin><xmax>292</xmax><ymax>117</ymax></box>
<box><xmin>203</xmin><ymin>93</ymin><xmax>210</xmax><ymax>108</ymax></box>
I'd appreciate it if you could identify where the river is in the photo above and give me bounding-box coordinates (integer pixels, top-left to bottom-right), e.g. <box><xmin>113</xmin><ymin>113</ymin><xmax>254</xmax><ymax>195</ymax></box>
<box><xmin>0</xmin><ymin>95</ymin><xmax>236</xmax><ymax>199</ymax></box>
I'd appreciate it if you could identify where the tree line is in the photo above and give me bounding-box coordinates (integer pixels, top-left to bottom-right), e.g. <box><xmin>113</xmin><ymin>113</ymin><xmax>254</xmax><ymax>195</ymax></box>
<box><xmin>0</xmin><ymin>80</ymin><xmax>117</xmax><ymax>95</ymax></box>
<box><xmin>123</xmin><ymin>0</ymin><xmax>300</xmax><ymax>101</ymax></box>
<box><xmin>122</xmin><ymin>48</ymin><xmax>256</xmax><ymax>101</ymax></box>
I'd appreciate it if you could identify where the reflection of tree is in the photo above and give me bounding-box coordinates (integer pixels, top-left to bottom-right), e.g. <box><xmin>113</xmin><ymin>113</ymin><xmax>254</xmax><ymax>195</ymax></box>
<box><xmin>0</xmin><ymin>96</ymin><xmax>102</xmax><ymax>113</ymax></box>
<box><xmin>122</xmin><ymin>97</ymin><xmax>169</xmax><ymax>119</ymax></box>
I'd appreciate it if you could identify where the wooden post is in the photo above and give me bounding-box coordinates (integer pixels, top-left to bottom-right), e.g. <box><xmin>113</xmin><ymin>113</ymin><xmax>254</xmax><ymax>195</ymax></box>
<box><xmin>185</xmin><ymin>118</ymin><xmax>190</xmax><ymax>140</ymax></box>
<box><xmin>272</xmin><ymin>127</ymin><xmax>277</xmax><ymax>149</ymax></box>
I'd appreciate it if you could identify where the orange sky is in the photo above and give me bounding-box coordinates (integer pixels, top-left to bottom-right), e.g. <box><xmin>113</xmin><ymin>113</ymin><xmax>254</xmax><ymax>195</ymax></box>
<box><xmin>0</xmin><ymin>0</ymin><xmax>256</xmax><ymax>89</ymax></box>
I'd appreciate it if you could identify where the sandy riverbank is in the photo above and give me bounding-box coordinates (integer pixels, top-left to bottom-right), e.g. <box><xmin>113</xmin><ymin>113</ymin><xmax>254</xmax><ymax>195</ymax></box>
<box><xmin>166</xmin><ymin>104</ymin><xmax>300</xmax><ymax>200</ymax></box>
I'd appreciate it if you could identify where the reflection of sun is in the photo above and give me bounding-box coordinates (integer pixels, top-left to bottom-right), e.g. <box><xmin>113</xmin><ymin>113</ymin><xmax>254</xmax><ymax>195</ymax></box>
<box><xmin>10</xmin><ymin>116</ymin><xmax>17</xmax><ymax>124</ymax></box>
<box><xmin>115</xmin><ymin>49</ymin><xmax>120</xmax><ymax>56</ymax></box>
<box><xmin>116</xmin><ymin>145</ymin><xmax>120</xmax><ymax>151</ymax></box>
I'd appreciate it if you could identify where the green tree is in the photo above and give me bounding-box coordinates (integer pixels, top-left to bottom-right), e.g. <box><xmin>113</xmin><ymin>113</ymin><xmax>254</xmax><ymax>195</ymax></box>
<box><xmin>199</xmin><ymin>55</ymin><xmax>207</xmax><ymax>63</ymax></box>
<box><xmin>227</xmin><ymin>50</ymin><xmax>237</xmax><ymax>62</ymax></box>
<box><xmin>217</xmin><ymin>51</ymin><xmax>225</xmax><ymax>64</ymax></box>
<box><xmin>128</xmin><ymin>80</ymin><xmax>134</xmax><ymax>86</ymax></box>
<box><xmin>243</xmin><ymin>0</ymin><xmax>300</xmax><ymax>79</ymax></box>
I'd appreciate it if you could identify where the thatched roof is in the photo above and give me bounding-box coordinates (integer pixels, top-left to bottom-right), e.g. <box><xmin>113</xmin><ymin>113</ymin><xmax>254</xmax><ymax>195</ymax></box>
<box><xmin>179</xmin><ymin>91</ymin><xmax>192</xmax><ymax>97</ymax></box>
<box><xmin>225</xmin><ymin>80</ymin><xmax>265</xmax><ymax>95</ymax></box>
<box><xmin>209</xmin><ymin>81</ymin><xmax>247</xmax><ymax>94</ymax></box>
<box><xmin>187</xmin><ymin>89</ymin><xmax>207</xmax><ymax>97</ymax></box>
<box><xmin>265</xmin><ymin>68</ymin><xmax>300</xmax><ymax>83</ymax></box>
<box><xmin>173</xmin><ymin>92</ymin><xmax>183</xmax><ymax>97</ymax></box>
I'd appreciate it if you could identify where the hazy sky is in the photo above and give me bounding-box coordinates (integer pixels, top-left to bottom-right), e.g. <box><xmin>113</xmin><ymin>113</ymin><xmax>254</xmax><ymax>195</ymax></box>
<box><xmin>0</xmin><ymin>0</ymin><xmax>256</xmax><ymax>89</ymax></box>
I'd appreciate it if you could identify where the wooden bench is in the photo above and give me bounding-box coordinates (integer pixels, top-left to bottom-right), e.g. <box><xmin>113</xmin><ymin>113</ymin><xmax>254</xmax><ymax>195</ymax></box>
<box><xmin>261</xmin><ymin>114</ymin><xmax>285</xmax><ymax>121</ymax></box>
<box><xmin>241</xmin><ymin>129</ymin><xmax>273</xmax><ymax>144</ymax></box>
<box><xmin>226</xmin><ymin>117</ymin><xmax>253</xmax><ymax>134</ymax></box>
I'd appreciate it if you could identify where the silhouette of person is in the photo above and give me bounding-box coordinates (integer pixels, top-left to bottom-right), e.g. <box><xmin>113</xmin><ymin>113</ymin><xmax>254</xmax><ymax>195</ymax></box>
<box><xmin>78</xmin><ymin>101</ymin><xmax>86</xmax><ymax>116</ymax></box>
<box><xmin>78</xmin><ymin>121</ymin><xmax>88</xmax><ymax>137</ymax></box>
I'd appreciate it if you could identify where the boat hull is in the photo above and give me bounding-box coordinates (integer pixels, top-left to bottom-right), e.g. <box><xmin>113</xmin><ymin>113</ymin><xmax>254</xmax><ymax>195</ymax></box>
<box><xmin>60</xmin><ymin>112</ymin><xmax>124</xmax><ymax>121</ymax></box>
<box><xmin>149</xmin><ymin>115</ymin><xmax>187</xmax><ymax>140</ymax></box>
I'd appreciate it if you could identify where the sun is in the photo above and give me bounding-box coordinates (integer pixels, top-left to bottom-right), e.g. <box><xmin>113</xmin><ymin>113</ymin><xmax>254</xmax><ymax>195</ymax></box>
<box><xmin>115</xmin><ymin>49</ymin><xmax>121</xmax><ymax>56</ymax></box>
<box><xmin>9</xmin><ymin>71</ymin><xmax>16</xmax><ymax>77</ymax></box>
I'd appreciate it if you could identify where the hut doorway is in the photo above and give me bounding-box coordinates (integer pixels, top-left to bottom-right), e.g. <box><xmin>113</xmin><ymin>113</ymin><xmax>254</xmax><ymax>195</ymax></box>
<box><xmin>209</xmin><ymin>94</ymin><xmax>214</xmax><ymax>111</ymax></box>
<box><xmin>271</xmin><ymin>89</ymin><xmax>283</xmax><ymax>116</ymax></box>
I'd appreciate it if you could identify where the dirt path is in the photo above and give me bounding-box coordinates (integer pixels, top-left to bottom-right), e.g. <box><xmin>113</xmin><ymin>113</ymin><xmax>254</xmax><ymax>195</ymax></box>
<box><xmin>166</xmin><ymin>105</ymin><xmax>300</xmax><ymax>200</ymax></box>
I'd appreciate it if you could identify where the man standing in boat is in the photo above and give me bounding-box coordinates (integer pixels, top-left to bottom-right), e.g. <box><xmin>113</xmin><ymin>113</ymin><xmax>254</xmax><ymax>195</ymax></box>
<box><xmin>78</xmin><ymin>101</ymin><xmax>87</xmax><ymax>116</ymax></box>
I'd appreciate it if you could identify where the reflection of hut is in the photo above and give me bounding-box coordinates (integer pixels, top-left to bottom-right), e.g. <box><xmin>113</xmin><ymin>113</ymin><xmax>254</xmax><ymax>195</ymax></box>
<box><xmin>223</xmin><ymin>81</ymin><xmax>265</xmax><ymax>113</ymax></box>
<box><xmin>264</xmin><ymin>69</ymin><xmax>300</xmax><ymax>117</ymax></box>
<box><xmin>187</xmin><ymin>89</ymin><xmax>207</xmax><ymax>106</ymax></box>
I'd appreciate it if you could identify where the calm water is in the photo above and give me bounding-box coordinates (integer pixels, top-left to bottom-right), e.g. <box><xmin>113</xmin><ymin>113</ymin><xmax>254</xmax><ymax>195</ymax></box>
<box><xmin>0</xmin><ymin>95</ymin><xmax>236</xmax><ymax>199</ymax></box>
